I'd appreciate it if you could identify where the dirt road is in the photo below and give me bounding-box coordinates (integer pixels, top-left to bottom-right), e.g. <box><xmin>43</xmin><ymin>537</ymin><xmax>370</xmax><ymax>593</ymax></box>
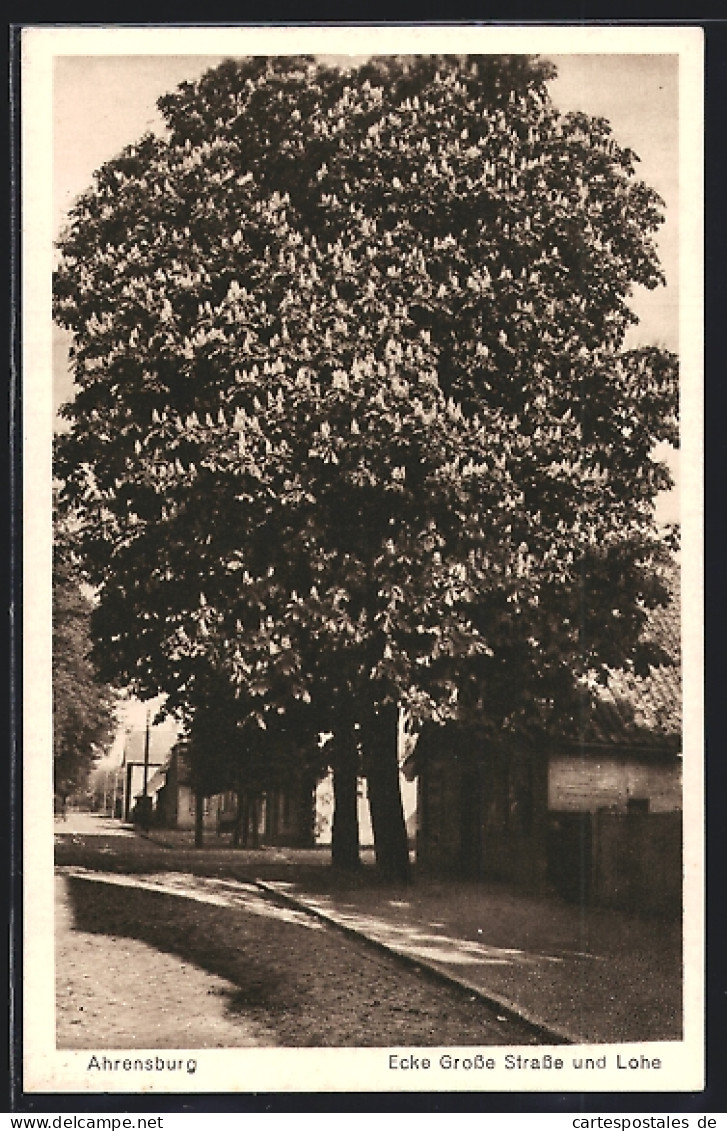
<box><xmin>56</xmin><ymin>873</ymin><xmax>276</xmax><ymax>1048</ymax></box>
<box><xmin>55</xmin><ymin>819</ymin><xmax>540</xmax><ymax>1049</ymax></box>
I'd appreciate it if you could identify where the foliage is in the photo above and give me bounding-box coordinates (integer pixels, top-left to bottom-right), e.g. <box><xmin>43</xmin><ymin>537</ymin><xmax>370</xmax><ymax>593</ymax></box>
<box><xmin>53</xmin><ymin>54</ymin><xmax>678</xmax><ymax>797</ymax></box>
<box><xmin>182</xmin><ymin>669</ymin><xmax>328</xmax><ymax>799</ymax></box>
<box><xmin>53</xmin><ymin>539</ymin><xmax>117</xmax><ymax>800</ymax></box>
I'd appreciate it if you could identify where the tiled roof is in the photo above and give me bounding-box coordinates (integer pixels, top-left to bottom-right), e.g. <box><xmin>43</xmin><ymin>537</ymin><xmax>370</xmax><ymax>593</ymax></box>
<box><xmin>579</xmin><ymin>571</ymin><xmax>681</xmax><ymax>750</ymax></box>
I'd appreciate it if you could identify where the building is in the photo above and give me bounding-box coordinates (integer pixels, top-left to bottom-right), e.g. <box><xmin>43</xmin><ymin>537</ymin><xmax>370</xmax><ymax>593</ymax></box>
<box><xmin>409</xmin><ymin>576</ymin><xmax>682</xmax><ymax>916</ymax></box>
<box><xmin>152</xmin><ymin>718</ymin><xmax>418</xmax><ymax>849</ymax></box>
<box><xmin>123</xmin><ymin>761</ymin><xmax>165</xmax><ymax>821</ymax></box>
<box><xmin>121</xmin><ymin>718</ymin><xmax>179</xmax><ymax>819</ymax></box>
<box><xmin>154</xmin><ymin>746</ymin><xmax>219</xmax><ymax>832</ymax></box>
<box><xmin>155</xmin><ymin>743</ymin><xmax>318</xmax><ymax>844</ymax></box>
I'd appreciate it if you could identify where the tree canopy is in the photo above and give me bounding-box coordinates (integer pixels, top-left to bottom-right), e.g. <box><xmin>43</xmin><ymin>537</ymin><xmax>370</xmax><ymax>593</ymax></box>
<box><xmin>53</xmin><ymin>54</ymin><xmax>678</xmax><ymax>869</ymax></box>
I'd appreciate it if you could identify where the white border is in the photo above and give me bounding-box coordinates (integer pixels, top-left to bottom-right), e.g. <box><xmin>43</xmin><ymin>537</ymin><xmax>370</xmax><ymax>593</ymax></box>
<box><xmin>21</xmin><ymin>23</ymin><xmax>705</xmax><ymax>1096</ymax></box>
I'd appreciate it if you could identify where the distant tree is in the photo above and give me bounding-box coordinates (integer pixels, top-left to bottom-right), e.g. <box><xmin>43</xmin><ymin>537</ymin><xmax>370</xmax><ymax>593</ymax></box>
<box><xmin>54</xmin><ymin>55</ymin><xmax>678</xmax><ymax>879</ymax></box>
<box><xmin>53</xmin><ymin>549</ymin><xmax>116</xmax><ymax>807</ymax></box>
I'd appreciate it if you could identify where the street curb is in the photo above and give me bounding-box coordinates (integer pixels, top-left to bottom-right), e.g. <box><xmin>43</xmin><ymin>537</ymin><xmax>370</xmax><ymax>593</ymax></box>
<box><xmin>255</xmin><ymin>879</ymin><xmax>577</xmax><ymax>1047</ymax></box>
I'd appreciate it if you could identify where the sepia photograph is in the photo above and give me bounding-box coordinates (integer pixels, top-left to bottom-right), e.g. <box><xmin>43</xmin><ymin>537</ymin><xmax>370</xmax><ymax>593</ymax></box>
<box><xmin>20</xmin><ymin>23</ymin><xmax>704</xmax><ymax>1097</ymax></box>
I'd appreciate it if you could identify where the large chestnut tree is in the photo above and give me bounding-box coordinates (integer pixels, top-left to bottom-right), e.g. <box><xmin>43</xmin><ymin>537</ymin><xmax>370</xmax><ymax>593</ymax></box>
<box><xmin>54</xmin><ymin>55</ymin><xmax>678</xmax><ymax>879</ymax></box>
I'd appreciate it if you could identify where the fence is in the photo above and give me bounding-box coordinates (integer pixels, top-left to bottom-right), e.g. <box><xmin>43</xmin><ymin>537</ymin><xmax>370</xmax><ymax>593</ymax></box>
<box><xmin>547</xmin><ymin>809</ymin><xmax>682</xmax><ymax>917</ymax></box>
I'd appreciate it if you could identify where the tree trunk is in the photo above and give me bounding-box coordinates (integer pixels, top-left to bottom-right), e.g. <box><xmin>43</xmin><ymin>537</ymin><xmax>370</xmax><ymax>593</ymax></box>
<box><xmin>331</xmin><ymin>729</ymin><xmax>361</xmax><ymax>870</ymax></box>
<box><xmin>364</xmin><ymin>704</ymin><xmax>411</xmax><ymax>884</ymax></box>
<box><xmin>250</xmin><ymin>795</ymin><xmax>260</xmax><ymax>849</ymax></box>
<box><xmin>194</xmin><ymin>789</ymin><xmax>205</xmax><ymax>848</ymax></box>
<box><xmin>241</xmin><ymin>795</ymin><xmax>250</xmax><ymax>847</ymax></box>
<box><xmin>232</xmin><ymin>789</ymin><xmax>244</xmax><ymax>848</ymax></box>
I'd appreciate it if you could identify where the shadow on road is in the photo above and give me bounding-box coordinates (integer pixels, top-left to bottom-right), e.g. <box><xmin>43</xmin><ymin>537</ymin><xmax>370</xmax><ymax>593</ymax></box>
<box><xmin>60</xmin><ymin>870</ymin><xmax>542</xmax><ymax>1047</ymax></box>
<box><xmin>64</xmin><ymin>873</ymin><xmax>291</xmax><ymax>1012</ymax></box>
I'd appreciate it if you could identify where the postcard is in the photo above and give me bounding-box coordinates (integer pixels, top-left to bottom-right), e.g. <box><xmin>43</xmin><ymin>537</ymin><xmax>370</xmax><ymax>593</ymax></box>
<box><xmin>20</xmin><ymin>22</ymin><xmax>704</xmax><ymax>1099</ymax></box>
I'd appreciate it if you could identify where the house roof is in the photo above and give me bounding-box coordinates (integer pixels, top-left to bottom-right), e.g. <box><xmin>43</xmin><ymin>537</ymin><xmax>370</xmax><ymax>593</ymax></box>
<box><xmin>136</xmin><ymin>766</ymin><xmax>167</xmax><ymax>797</ymax></box>
<box><xmin>572</xmin><ymin>571</ymin><xmax>681</xmax><ymax>751</ymax></box>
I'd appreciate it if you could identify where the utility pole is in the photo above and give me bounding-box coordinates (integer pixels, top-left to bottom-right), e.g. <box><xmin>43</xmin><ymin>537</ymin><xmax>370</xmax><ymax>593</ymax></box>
<box><xmin>121</xmin><ymin>727</ymin><xmax>129</xmax><ymax>820</ymax></box>
<box><xmin>142</xmin><ymin>708</ymin><xmax>151</xmax><ymax>833</ymax></box>
<box><xmin>112</xmin><ymin>767</ymin><xmax>121</xmax><ymax>819</ymax></box>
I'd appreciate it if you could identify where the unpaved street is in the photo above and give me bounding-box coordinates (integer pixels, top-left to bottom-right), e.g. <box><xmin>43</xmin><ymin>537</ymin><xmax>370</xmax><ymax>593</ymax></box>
<box><xmin>56</xmin><ymin>873</ymin><xmax>277</xmax><ymax>1048</ymax></box>
<box><xmin>55</xmin><ymin>819</ymin><xmax>540</xmax><ymax>1049</ymax></box>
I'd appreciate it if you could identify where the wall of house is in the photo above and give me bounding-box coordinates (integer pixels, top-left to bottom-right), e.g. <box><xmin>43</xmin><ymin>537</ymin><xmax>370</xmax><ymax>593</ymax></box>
<box><xmin>174</xmin><ymin>784</ymin><xmax>195</xmax><ymax>830</ymax></box>
<box><xmin>415</xmin><ymin>756</ymin><xmax>464</xmax><ymax>873</ymax></box>
<box><xmin>415</xmin><ymin>737</ymin><xmax>682</xmax><ymax>916</ymax></box>
<box><xmin>315</xmin><ymin>774</ymin><xmax>375</xmax><ymax>847</ymax></box>
<box><xmin>545</xmin><ymin>750</ymin><xmax>682</xmax><ymax>914</ymax></box>
<box><xmin>415</xmin><ymin>737</ymin><xmax>550</xmax><ymax>884</ymax></box>
<box><xmin>480</xmin><ymin>745</ymin><xmax>550</xmax><ymax>888</ymax></box>
<box><xmin>204</xmin><ymin>783</ymin><xmax>316</xmax><ymax>846</ymax></box>
<box><xmin>416</xmin><ymin>737</ymin><xmax>547</xmax><ymax>886</ymax></box>
<box><xmin>210</xmin><ymin>790</ymin><xmax>238</xmax><ymax>834</ymax></box>
<box><xmin>171</xmin><ymin>785</ymin><xmax>221</xmax><ymax>830</ymax></box>
<box><xmin>548</xmin><ymin>751</ymin><xmax>682</xmax><ymax>814</ymax></box>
